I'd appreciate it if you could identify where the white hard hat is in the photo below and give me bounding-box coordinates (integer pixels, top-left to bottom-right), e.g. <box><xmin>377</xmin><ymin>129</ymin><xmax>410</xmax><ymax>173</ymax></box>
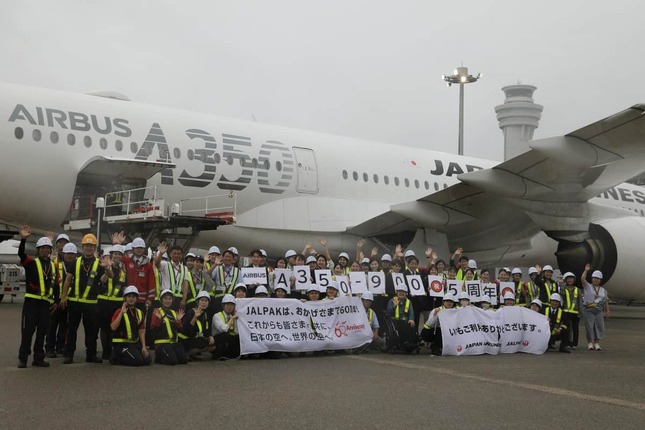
<box><xmin>306</xmin><ymin>255</ymin><xmax>317</xmax><ymax>264</ymax></box>
<box><xmin>503</xmin><ymin>291</ymin><xmax>515</xmax><ymax>301</ymax></box>
<box><xmin>185</xmin><ymin>252</ymin><xmax>196</xmax><ymax>259</ymax></box>
<box><xmin>404</xmin><ymin>250</ymin><xmax>416</xmax><ymax>258</ymax></box>
<box><xmin>255</xmin><ymin>286</ymin><xmax>269</xmax><ymax>296</ymax></box>
<box><xmin>36</xmin><ymin>237</ymin><xmax>53</xmax><ymax>248</ymax></box>
<box><xmin>457</xmin><ymin>291</ymin><xmax>470</xmax><ymax>301</ymax></box>
<box><xmin>468</xmin><ymin>259</ymin><xmax>477</xmax><ymax>269</ymax></box>
<box><xmin>274</xmin><ymin>284</ymin><xmax>289</xmax><ymax>292</ymax></box>
<box><xmin>159</xmin><ymin>289</ymin><xmax>174</xmax><ymax>298</ymax></box>
<box><xmin>338</xmin><ymin>252</ymin><xmax>350</xmax><ymax>260</ymax></box>
<box><xmin>360</xmin><ymin>258</ymin><xmax>370</xmax><ymax>265</ymax></box>
<box><xmin>131</xmin><ymin>238</ymin><xmax>146</xmax><ymax>248</ymax></box>
<box><xmin>110</xmin><ymin>245</ymin><xmax>125</xmax><ymax>255</ymax></box>
<box><xmin>55</xmin><ymin>233</ymin><xmax>70</xmax><ymax>243</ymax></box>
<box><xmin>259</xmin><ymin>249</ymin><xmax>267</xmax><ymax>257</ymax></box>
<box><xmin>362</xmin><ymin>291</ymin><xmax>374</xmax><ymax>301</ymax></box>
<box><xmin>307</xmin><ymin>284</ymin><xmax>320</xmax><ymax>293</ymax></box>
<box><xmin>443</xmin><ymin>294</ymin><xmax>457</xmax><ymax>302</ymax></box>
<box><xmin>221</xmin><ymin>294</ymin><xmax>236</xmax><ymax>305</ymax></box>
<box><xmin>592</xmin><ymin>270</ymin><xmax>603</xmax><ymax>279</ymax></box>
<box><xmin>480</xmin><ymin>294</ymin><xmax>491</xmax><ymax>303</ymax></box>
<box><xmin>562</xmin><ymin>272</ymin><xmax>576</xmax><ymax>279</ymax></box>
<box><xmin>543</xmin><ymin>265</ymin><xmax>554</xmax><ymax>272</ymax></box>
<box><xmin>124</xmin><ymin>243</ymin><xmax>133</xmax><ymax>252</ymax></box>
<box><xmin>196</xmin><ymin>290</ymin><xmax>211</xmax><ymax>301</ymax></box>
<box><xmin>102</xmin><ymin>249</ymin><xmax>111</xmax><ymax>257</ymax></box>
<box><xmin>528</xmin><ymin>267</ymin><xmax>539</xmax><ymax>275</ymax></box>
<box><xmin>550</xmin><ymin>293</ymin><xmax>562</xmax><ymax>303</ymax></box>
<box><xmin>62</xmin><ymin>243</ymin><xmax>77</xmax><ymax>254</ymax></box>
<box><xmin>123</xmin><ymin>286</ymin><xmax>139</xmax><ymax>296</ymax></box>
<box><xmin>284</xmin><ymin>249</ymin><xmax>297</xmax><ymax>259</ymax></box>
<box><xmin>326</xmin><ymin>281</ymin><xmax>339</xmax><ymax>291</ymax></box>
<box><xmin>381</xmin><ymin>254</ymin><xmax>392</xmax><ymax>262</ymax></box>
<box><xmin>511</xmin><ymin>268</ymin><xmax>522</xmax><ymax>275</ymax></box>
<box><xmin>531</xmin><ymin>298</ymin><xmax>543</xmax><ymax>308</ymax></box>
<box><xmin>208</xmin><ymin>246</ymin><xmax>221</xmax><ymax>255</ymax></box>
<box><xmin>228</xmin><ymin>246</ymin><xmax>239</xmax><ymax>255</ymax></box>
<box><xmin>503</xmin><ymin>267</ymin><xmax>511</xmax><ymax>273</ymax></box>
<box><xmin>233</xmin><ymin>283</ymin><xmax>247</xmax><ymax>291</ymax></box>
<box><xmin>162</xmin><ymin>252</ymin><xmax>168</xmax><ymax>260</ymax></box>
<box><xmin>395</xmin><ymin>284</ymin><xmax>408</xmax><ymax>292</ymax></box>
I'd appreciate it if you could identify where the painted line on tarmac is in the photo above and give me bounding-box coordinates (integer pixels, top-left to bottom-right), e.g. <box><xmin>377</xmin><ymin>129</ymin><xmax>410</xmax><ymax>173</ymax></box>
<box><xmin>349</xmin><ymin>355</ymin><xmax>645</xmax><ymax>412</ymax></box>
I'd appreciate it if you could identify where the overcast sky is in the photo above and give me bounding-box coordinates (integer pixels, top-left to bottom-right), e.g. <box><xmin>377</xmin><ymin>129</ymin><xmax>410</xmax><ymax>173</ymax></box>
<box><xmin>2</xmin><ymin>0</ymin><xmax>643</xmax><ymax>160</ymax></box>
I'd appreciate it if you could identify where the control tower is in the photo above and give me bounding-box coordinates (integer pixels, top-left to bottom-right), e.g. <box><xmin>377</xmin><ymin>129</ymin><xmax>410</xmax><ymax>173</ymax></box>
<box><xmin>494</xmin><ymin>84</ymin><xmax>543</xmax><ymax>160</ymax></box>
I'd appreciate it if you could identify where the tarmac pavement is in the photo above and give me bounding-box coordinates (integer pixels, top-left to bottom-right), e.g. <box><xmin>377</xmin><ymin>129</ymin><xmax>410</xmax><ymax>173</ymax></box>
<box><xmin>1</xmin><ymin>298</ymin><xmax>644</xmax><ymax>429</ymax></box>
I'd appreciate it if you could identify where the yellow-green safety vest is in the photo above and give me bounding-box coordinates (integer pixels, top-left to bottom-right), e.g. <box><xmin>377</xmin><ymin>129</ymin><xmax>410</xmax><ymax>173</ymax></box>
<box><xmin>25</xmin><ymin>259</ymin><xmax>55</xmax><ymax>303</ymax></box>
<box><xmin>113</xmin><ymin>308</ymin><xmax>144</xmax><ymax>343</ymax></box>
<box><xmin>69</xmin><ymin>257</ymin><xmax>99</xmax><ymax>304</ymax></box>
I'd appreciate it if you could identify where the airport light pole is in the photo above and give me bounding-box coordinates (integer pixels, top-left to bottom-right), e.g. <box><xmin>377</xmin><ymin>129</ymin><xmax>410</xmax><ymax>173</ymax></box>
<box><xmin>442</xmin><ymin>66</ymin><xmax>482</xmax><ymax>156</ymax></box>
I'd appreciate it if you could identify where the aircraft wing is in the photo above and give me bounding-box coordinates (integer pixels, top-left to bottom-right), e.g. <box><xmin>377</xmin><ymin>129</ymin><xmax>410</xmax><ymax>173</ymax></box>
<box><xmin>349</xmin><ymin>104</ymin><xmax>645</xmax><ymax>248</ymax></box>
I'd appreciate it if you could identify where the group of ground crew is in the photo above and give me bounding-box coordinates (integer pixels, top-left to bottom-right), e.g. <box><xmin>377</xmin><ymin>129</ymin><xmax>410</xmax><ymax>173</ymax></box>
<box><xmin>17</xmin><ymin>230</ymin><xmax>610</xmax><ymax>368</ymax></box>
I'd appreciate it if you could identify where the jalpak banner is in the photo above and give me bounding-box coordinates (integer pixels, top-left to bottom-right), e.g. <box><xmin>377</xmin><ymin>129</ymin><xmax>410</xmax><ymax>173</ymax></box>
<box><xmin>236</xmin><ymin>297</ymin><xmax>373</xmax><ymax>354</ymax></box>
<box><xmin>438</xmin><ymin>306</ymin><xmax>550</xmax><ymax>356</ymax></box>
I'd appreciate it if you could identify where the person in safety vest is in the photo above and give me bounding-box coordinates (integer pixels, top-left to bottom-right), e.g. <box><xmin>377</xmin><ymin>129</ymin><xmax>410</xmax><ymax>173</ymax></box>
<box><xmin>109</xmin><ymin>285</ymin><xmax>151</xmax><ymax>366</ymax></box>
<box><xmin>560</xmin><ymin>271</ymin><xmax>582</xmax><ymax>350</ymax></box>
<box><xmin>60</xmin><ymin>233</ymin><xmax>108</xmax><ymax>364</ymax></box>
<box><xmin>155</xmin><ymin>242</ymin><xmax>189</xmax><ymax>311</ymax></box>
<box><xmin>17</xmin><ymin>226</ymin><xmax>56</xmax><ymax>368</ymax></box>
<box><xmin>210</xmin><ymin>250</ymin><xmax>240</xmax><ymax>315</ymax></box>
<box><xmin>150</xmin><ymin>289</ymin><xmax>188</xmax><ymax>365</ymax></box>
<box><xmin>45</xmin><ymin>233</ymin><xmax>71</xmax><ymax>358</ymax></box>
<box><xmin>361</xmin><ymin>292</ymin><xmax>382</xmax><ymax>347</ymax></box>
<box><xmin>535</xmin><ymin>264</ymin><xmax>559</xmax><ymax>309</ymax></box>
<box><xmin>546</xmin><ymin>293</ymin><xmax>570</xmax><ymax>353</ymax></box>
<box><xmin>97</xmin><ymin>245</ymin><xmax>128</xmax><ymax>361</ymax></box>
<box><xmin>211</xmin><ymin>294</ymin><xmax>240</xmax><ymax>360</ymax></box>
<box><xmin>179</xmin><ymin>290</ymin><xmax>215</xmax><ymax>360</ymax></box>
<box><xmin>422</xmin><ymin>294</ymin><xmax>456</xmax><ymax>355</ymax></box>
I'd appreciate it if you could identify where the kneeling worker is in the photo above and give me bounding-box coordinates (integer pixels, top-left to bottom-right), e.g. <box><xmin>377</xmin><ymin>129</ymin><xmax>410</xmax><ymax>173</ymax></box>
<box><xmin>212</xmin><ymin>294</ymin><xmax>240</xmax><ymax>359</ymax></box>
<box><xmin>546</xmin><ymin>293</ymin><xmax>570</xmax><ymax>353</ymax></box>
<box><xmin>179</xmin><ymin>291</ymin><xmax>215</xmax><ymax>359</ymax></box>
<box><xmin>150</xmin><ymin>289</ymin><xmax>188</xmax><ymax>365</ymax></box>
<box><xmin>422</xmin><ymin>294</ymin><xmax>456</xmax><ymax>355</ymax></box>
<box><xmin>110</xmin><ymin>286</ymin><xmax>151</xmax><ymax>366</ymax></box>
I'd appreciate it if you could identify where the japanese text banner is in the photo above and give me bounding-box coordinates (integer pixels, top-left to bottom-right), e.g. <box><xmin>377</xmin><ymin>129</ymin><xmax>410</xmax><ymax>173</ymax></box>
<box><xmin>439</xmin><ymin>306</ymin><xmax>550</xmax><ymax>355</ymax></box>
<box><xmin>236</xmin><ymin>297</ymin><xmax>373</xmax><ymax>354</ymax></box>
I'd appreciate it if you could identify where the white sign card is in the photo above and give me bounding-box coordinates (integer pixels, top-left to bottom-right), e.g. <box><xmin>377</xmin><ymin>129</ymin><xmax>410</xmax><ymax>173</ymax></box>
<box><xmin>336</xmin><ymin>275</ymin><xmax>351</xmax><ymax>297</ymax></box>
<box><xmin>465</xmin><ymin>280</ymin><xmax>482</xmax><ymax>302</ymax></box>
<box><xmin>293</xmin><ymin>265</ymin><xmax>311</xmax><ymax>291</ymax></box>
<box><xmin>273</xmin><ymin>269</ymin><xmax>292</xmax><ymax>292</ymax></box>
<box><xmin>349</xmin><ymin>272</ymin><xmax>368</xmax><ymax>294</ymax></box>
<box><xmin>427</xmin><ymin>275</ymin><xmax>445</xmax><ymax>298</ymax></box>
<box><xmin>391</xmin><ymin>273</ymin><xmax>406</xmax><ymax>292</ymax></box>
<box><xmin>367</xmin><ymin>271</ymin><xmax>386</xmax><ymax>295</ymax></box>
<box><xmin>240</xmin><ymin>267</ymin><xmax>268</xmax><ymax>285</ymax></box>
<box><xmin>314</xmin><ymin>270</ymin><xmax>333</xmax><ymax>290</ymax></box>
<box><xmin>446</xmin><ymin>280</ymin><xmax>462</xmax><ymax>297</ymax></box>
<box><xmin>406</xmin><ymin>275</ymin><xmax>426</xmax><ymax>297</ymax></box>
<box><xmin>481</xmin><ymin>283</ymin><xmax>498</xmax><ymax>305</ymax></box>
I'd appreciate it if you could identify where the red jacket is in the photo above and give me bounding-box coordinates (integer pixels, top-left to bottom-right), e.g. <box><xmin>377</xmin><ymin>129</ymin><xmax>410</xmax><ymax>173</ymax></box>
<box><xmin>121</xmin><ymin>256</ymin><xmax>156</xmax><ymax>304</ymax></box>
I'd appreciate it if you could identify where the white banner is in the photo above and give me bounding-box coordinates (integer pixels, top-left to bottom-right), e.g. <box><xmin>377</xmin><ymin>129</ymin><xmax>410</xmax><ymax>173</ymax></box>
<box><xmin>273</xmin><ymin>269</ymin><xmax>292</xmax><ymax>292</ymax></box>
<box><xmin>236</xmin><ymin>297</ymin><xmax>373</xmax><ymax>354</ymax></box>
<box><xmin>293</xmin><ymin>265</ymin><xmax>311</xmax><ymax>291</ymax></box>
<box><xmin>406</xmin><ymin>275</ymin><xmax>425</xmax><ymax>297</ymax></box>
<box><xmin>349</xmin><ymin>272</ymin><xmax>368</xmax><ymax>294</ymax></box>
<box><xmin>439</xmin><ymin>306</ymin><xmax>550</xmax><ymax>356</ymax></box>
<box><xmin>367</xmin><ymin>271</ymin><xmax>386</xmax><ymax>295</ymax></box>
<box><xmin>240</xmin><ymin>267</ymin><xmax>267</xmax><ymax>285</ymax></box>
<box><xmin>427</xmin><ymin>276</ymin><xmax>444</xmax><ymax>297</ymax></box>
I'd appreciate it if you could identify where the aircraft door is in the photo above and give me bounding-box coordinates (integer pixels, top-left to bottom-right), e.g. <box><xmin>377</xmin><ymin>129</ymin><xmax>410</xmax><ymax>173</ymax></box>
<box><xmin>293</xmin><ymin>147</ymin><xmax>318</xmax><ymax>194</ymax></box>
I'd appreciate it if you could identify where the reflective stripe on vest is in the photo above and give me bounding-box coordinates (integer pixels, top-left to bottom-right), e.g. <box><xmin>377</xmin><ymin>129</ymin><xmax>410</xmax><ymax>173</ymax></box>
<box><xmin>185</xmin><ymin>272</ymin><xmax>204</xmax><ymax>304</ymax></box>
<box><xmin>217</xmin><ymin>311</ymin><xmax>238</xmax><ymax>336</ymax></box>
<box><xmin>113</xmin><ymin>308</ymin><xmax>143</xmax><ymax>343</ymax></box>
<box><xmin>25</xmin><ymin>259</ymin><xmax>55</xmax><ymax>303</ymax></box>
<box><xmin>155</xmin><ymin>308</ymin><xmax>178</xmax><ymax>344</ymax></box>
<box><xmin>69</xmin><ymin>257</ymin><xmax>99</xmax><ymax>303</ymax></box>
<box><xmin>168</xmin><ymin>263</ymin><xmax>186</xmax><ymax>297</ymax></box>
<box><xmin>178</xmin><ymin>313</ymin><xmax>209</xmax><ymax>339</ymax></box>
<box><xmin>154</xmin><ymin>266</ymin><xmax>161</xmax><ymax>300</ymax></box>
<box><xmin>515</xmin><ymin>281</ymin><xmax>527</xmax><ymax>305</ymax></box>
<box><xmin>394</xmin><ymin>299</ymin><xmax>410</xmax><ymax>320</ymax></box>
<box><xmin>53</xmin><ymin>257</ymin><xmax>65</xmax><ymax>287</ymax></box>
<box><xmin>542</xmin><ymin>280</ymin><xmax>558</xmax><ymax>307</ymax></box>
<box><xmin>98</xmin><ymin>266</ymin><xmax>126</xmax><ymax>301</ymax></box>
<box><xmin>564</xmin><ymin>288</ymin><xmax>579</xmax><ymax>314</ymax></box>
<box><xmin>213</xmin><ymin>266</ymin><xmax>239</xmax><ymax>297</ymax></box>
<box><xmin>545</xmin><ymin>307</ymin><xmax>562</xmax><ymax>334</ymax></box>
<box><xmin>526</xmin><ymin>281</ymin><xmax>535</xmax><ymax>300</ymax></box>
<box><xmin>367</xmin><ymin>308</ymin><xmax>374</xmax><ymax>325</ymax></box>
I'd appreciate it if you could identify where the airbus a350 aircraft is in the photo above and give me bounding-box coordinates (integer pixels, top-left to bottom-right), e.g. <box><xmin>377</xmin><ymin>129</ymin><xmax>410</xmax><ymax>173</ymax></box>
<box><xmin>1</xmin><ymin>83</ymin><xmax>645</xmax><ymax>299</ymax></box>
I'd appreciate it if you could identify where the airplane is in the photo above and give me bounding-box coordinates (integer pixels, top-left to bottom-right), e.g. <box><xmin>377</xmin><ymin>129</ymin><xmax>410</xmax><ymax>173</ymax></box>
<box><xmin>1</xmin><ymin>82</ymin><xmax>645</xmax><ymax>300</ymax></box>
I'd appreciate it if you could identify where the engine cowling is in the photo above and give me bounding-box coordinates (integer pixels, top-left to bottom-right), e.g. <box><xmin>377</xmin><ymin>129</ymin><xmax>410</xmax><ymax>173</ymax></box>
<box><xmin>556</xmin><ymin>217</ymin><xmax>645</xmax><ymax>301</ymax></box>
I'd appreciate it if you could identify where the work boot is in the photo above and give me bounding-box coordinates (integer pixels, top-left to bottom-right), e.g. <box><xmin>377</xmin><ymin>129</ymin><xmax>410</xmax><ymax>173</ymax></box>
<box><xmin>63</xmin><ymin>356</ymin><xmax>74</xmax><ymax>364</ymax></box>
<box><xmin>32</xmin><ymin>360</ymin><xmax>50</xmax><ymax>367</ymax></box>
<box><xmin>18</xmin><ymin>360</ymin><xmax>27</xmax><ymax>369</ymax></box>
<box><xmin>46</xmin><ymin>350</ymin><xmax>57</xmax><ymax>359</ymax></box>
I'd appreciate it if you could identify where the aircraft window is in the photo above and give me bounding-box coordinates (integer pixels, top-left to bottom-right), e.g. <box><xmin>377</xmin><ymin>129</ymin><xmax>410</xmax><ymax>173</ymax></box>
<box><xmin>342</xmin><ymin>170</ymin><xmax>348</xmax><ymax>180</ymax></box>
<box><xmin>424</xmin><ymin>181</ymin><xmax>429</xmax><ymax>190</ymax></box>
<box><xmin>384</xmin><ymin>175</ymin><xmax>390</xmax><ymax>185</ymax></box>
<box><xmin>84</xmin><ymin>136</ymin><xmax>92</xmax><ymax>148</ymax></box>
<box><xmin>226</xmin><ymin>155</ymin><xmax>233</xmax><ymax>165</ymax></box>
<box><xmin>99</xmin><ymin>138</ymin><xmax>107</xmax><ymax>150</ymax></box>
<box><xmin>363</xmin><ymin>173</ymin><xmax>368</xmax><ymax>182</ymax></box>
<box><xmin>115</xmin><ymin>140</ymin><xmax>123</xmax><ymax>151</ymax></box>
<box><xmin>50</xmin><ymin>131</ymin><xmax>59</xmax><ymax>144</ymax></box>
<box><xmin>276</xmin><ymin>161</ymin><xmax>282</xmax><ymax>171</ymax></box>
<box><xmin>130</xmin><ymin>142</ymin><xmax>138</xmax><ymax>153</ymax></box>
<box><xmin>67</xmin><ymin>134</ymin><xmax>75</xmax><ymax>146</ymax></box>
<box><xmin>404</xmin><ymin>178</ymin><xmax>410</xmax><ymax>188</ymax></box>
<box><xmin>214</xmin><ymin>153</ymin><xmax>221</xmax><ymax>164</ymax></box>
<box><xmin>353</xmin><ymin>171</ymin><xmax>358</xmax><ymax>181</ymax></box>
<box><xmin>174</xmin><ymin>148</ymin><xmax>181</xmax><ymax>159</ymax></box>
<box><xmin>33</xmin><ymin>129</ymin><xmax>41</xmax><ymax>142</ymax></box>
<box><xmin>434</xmin><ymin>182</ymin><xmax>439</xmax><ymax>191</ymax></box>
<box><xmin>252</xmin><ymin>158</ymin><xmax>258</xmax><ymax>168</ymax></box>
<box><xmin>394</xmin><ymin>177</ymin><xmax>400</xmax><ymax>186</ymax></box>
<box><xmin>443</xmin><ymin>183</ymin><xmax>448</xmax><ymax>189</ymax></box>
<box><xmin>14</xmin><ymin>127</ymin><xmax>23</xmax><ymax>139</ymax></box>
<box><xmin>263</xmin><ymin>159</ymin><xmax>269</xmax><ymax>169</ymax></box>
<box><xmin>414</xmin><ymin>179</ymin><xmax>419</xmax><ymax>189</ymax></box>
<box><xmin>187</xmin><ymin>149</ymin><xmax>194</xmax><ymax>161</ymax></box>
<box><xmin>373</xmin><ymin>174</ymin><xmax>379</xmax><ymax>184</ymax></box>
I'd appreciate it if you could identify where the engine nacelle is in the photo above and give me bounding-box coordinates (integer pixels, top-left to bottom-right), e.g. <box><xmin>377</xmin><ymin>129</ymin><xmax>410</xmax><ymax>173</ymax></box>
<box><xmin>556</xmin><ymin>217</ymin><xmax>645</xmax><ymax>301</ymax></box>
